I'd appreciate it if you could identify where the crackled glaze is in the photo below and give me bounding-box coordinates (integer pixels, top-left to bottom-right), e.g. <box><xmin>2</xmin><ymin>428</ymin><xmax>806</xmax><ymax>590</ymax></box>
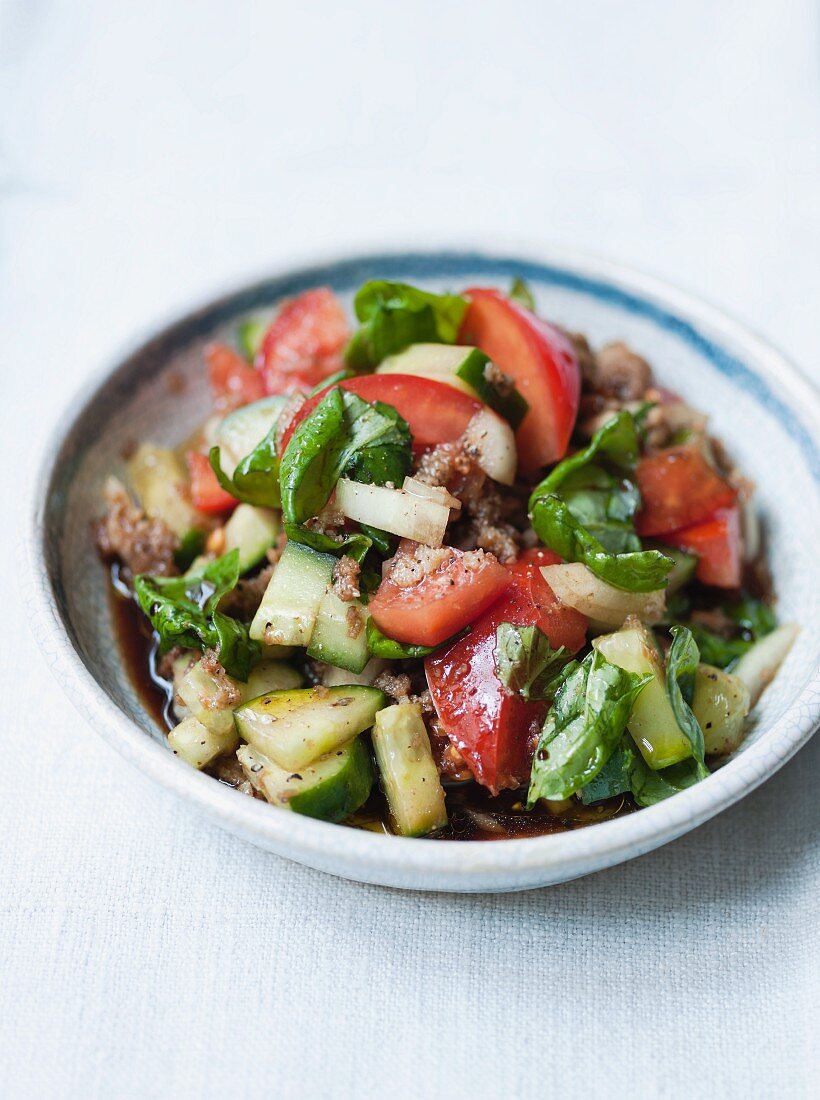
<box><xmin>26</xmin><ymin>249</ymin><xmax>820</xmax><ymax>892</ymax></box>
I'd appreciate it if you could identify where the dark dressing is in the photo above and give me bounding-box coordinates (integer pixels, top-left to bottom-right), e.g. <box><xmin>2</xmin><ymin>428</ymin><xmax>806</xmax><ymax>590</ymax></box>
<box><xmin>109</xmin><ymin>566</ymin><xmax>635</xmax><ymax>841</ymax></box>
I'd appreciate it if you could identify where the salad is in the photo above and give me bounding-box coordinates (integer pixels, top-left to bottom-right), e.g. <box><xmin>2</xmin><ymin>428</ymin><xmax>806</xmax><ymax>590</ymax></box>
<box><xmin>97</xmin><ymin>278</ymin><xmax>797</xmax><ymax>839</ymax></box>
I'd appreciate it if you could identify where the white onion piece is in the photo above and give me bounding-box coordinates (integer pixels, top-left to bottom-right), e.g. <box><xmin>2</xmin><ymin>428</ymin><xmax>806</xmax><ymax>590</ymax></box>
<box><xmin>463</xmin><ymin>408</ymin><xmax>517</xmax><ymax>486</ymax></box>
<box><xmin>335</xmin><ymin>479</ymin><xmax>449</xmax><ymax>547</ymax></box>
<box><xmin>732</xmin><ymin>624</ymin><xmax>799</xmax><ymax>708</ymax></box>
<box><xmin>540</xmin><ymin>563</ymin><xmax>666</xmax><ymax>626</ymax></box>
<box><xmin>402</xmin><ymin>477</ymin><xmax>461</xmax><ymax>511</ymax></box>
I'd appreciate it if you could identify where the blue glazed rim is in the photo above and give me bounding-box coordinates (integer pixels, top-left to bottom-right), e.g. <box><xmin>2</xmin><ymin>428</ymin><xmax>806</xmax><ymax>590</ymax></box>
<box><xmin>27</xmin><ymin>246</ymin><xmax>820</xmax><ymax>891</ymax></box>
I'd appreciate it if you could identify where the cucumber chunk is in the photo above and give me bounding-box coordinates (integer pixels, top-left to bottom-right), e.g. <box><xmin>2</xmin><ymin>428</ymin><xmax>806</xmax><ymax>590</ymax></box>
<box><xmin>244</xmin><ymin>659</ymin><xmax>304</xmax><ymax>697</ymax></box>
<box><xmin>249</xmin><ymin>541</ymin><xmax>335</xmax><ymax>646</ymax></box>
<box><xmin>322</xmin><ymin>658</ymin><xmax>387</xmax><ymax>687</ymax></box>
<box><xmin>236</xmin><ymin>317</ymin><xmax>269</xmax><ymax>362</ymax></box>
<box><xmin>216</xmin><ymin>396</ymin><xmax>287</xmax><ymax>474</ymax></box>
<box><xmin>224</xmin><ymin>503</ymin><xmax>281</xmax><ymax>572</ymax></box>
<box><xmin>234</xmin><ymin>685</ymin><xmax>386</xmax><ymax>771</ymax></box>
<box><xmin>177</xmin><ymin>661</ymin><xmax>239</xmax><ymax>736</ymax></box>
<box><xmin>174</xmin><ymin>657</ymin><xmax>302</xmax><ymax>730</ymax></box>
<box><xmin>371</xmin><ymin>702</ymin><xmax>448</xmax><ymax>837</ymax></box>
<box><xmin>593</xmin><ymin>619</ymin><xmax>692</xmax><ymax>769</ymax></box>
<box><xmin>169</xmin><ymin>715</ymin><xmax>238</xmax><ymax>770</ymax></box>
<box><xmin>692</xmin><ymin>664</ymin><xmax>750</xmax><ymax>755</ymax></box>
<box><xmin>731</xmin><ymin>624</ymin><xmax>799</xmax><ymax>707</ymax></box>
<box><xmin>127</xmin><ymin>443</ymin><xmax>202</xmax><ymax>539</ymax></box>
<box><xmin>307</xmin><ymin>591</ymin><xmax>370</xmax><ymax>674</ymax></box>
<box><xmin>237</xmin><ymin>737</ymin><xmax>374</xmax><ymax>822</ymax></box>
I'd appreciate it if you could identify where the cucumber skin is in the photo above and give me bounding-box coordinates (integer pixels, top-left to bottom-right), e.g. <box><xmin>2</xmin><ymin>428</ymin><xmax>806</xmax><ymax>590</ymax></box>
<box><xmin>288</xmin><ymin>736</ymin><xmax>375</xmax><ymax>821</ymax></box>
<box><xmin>455</xmin><ymin>349</ymin><xmax>529</xmax><ymax>429</ymax></box>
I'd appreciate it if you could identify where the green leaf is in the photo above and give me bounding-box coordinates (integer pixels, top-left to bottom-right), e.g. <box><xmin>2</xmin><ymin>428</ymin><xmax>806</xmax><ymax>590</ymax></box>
<box><xmin>279</xmin><ymin>387</ymin><xmax>412</xmax><ymax>525</ymax></box>
<box><xmin>578</xmin><ymin>740</ymin><xmax>634</xmax><ymax>804</ymax></box>
<box><xmin>365</xmin><ymin>618</ymin><xmax>464</xmax><ymax>660</ymax></box>
<box><xmin>133</xmin><ymin>550</ymin><xmax>258</xmax><ymax>681</ymax></box>
<box><xmin>209</xmin><ymin>426</ymin><xmax>281</xmax><ymax>509</ymax></box>
<box><xmin>454</xmin><ymin>348</ymin><xmax>530</xmax><ymax>430</ymax></box>
<box><xmin>527</xmin><ymin>651</ymin><xmax>650</xmax><ymax>803</ymax></box>
<box><xmin>173</xmin><ymin>528</ymin><xmax>205</xmax><ymax>571</ymax></box>
<box><xmin>666</xmin><ymin>626</ymin><xmax>709</xmax><ymax>778</ymax></box>
<box><xmin>284</xmin><ymin>521</ymin><xmax>372</xmax><ymax>565</ymax></box>
<box><xmin>727</xmin><ymin>597</ymin><xmax>777</xmax><ymax>640</ymax></box>
<box><xmin>627</xmin><ymin>754</ymin><xmax>705</xmax><ymax>807</ymax></box>
<box><xmin>309</xmin><ymin>368</ymin><xmax>355</xmax><ymax>394</ymax></box>
<box><xmin>494</xmin><ymin>623</ymin><xmax>570</xmax><ymax>702</ymax></box>
<box><xmin>359</xmin><ymin>524</ymin><xmax>396</xmax><ymax>557</ymax></box>
<box><xmin>683</xmin><ymin>625</ymin><xmax>749</xmax><ymax>670</ymax></box>
<box><xmin>509</xmin><ymin>277</ymin><xmax>536</xmax><ymax>311</ymax></box>
<box><xmin>344</xmin><ymin>281</ymin><xmax>468</xmax><ymax>370</ymax></box>
<box><xmin>529</xmin><ymin>411</ymin><xmax>673</xmax><ymax>593</ymax></box>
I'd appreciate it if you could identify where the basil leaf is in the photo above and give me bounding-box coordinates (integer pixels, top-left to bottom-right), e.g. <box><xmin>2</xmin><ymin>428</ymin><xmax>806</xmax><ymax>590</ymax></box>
<box><xmin>279</xmin><ymin>387</ymin><xmax>412</xmax><ymax>524</ymax></box>
<box><xmin>309</xmin><ymin>368</ymin><xmax>355</xmax><ymax>394</ymax></box>
<box><xmin>681</xmin><ymin>625</ymin><xmax>749</xmax><ymax>670</ymax></box>
<box><xmin>209</xmin><ymin>428</ymin><xmax>281</xmax><ymax>509</ymax></box>
<box><xmin>365</xmin><ymin>618</ymin><xmax>464</xmax><ymax>660</ymax></box>
<box><xmin>494</xmin><ymin>623</ymin><xmax>569</xmax><ymax>702</ymax></box>
<box><xmin>345</xmin><ymin>281</ymin><xmax>468</xmax><ymax>370</ymax></box>
<box><xmin>530</xmin><ymin>411</ymin><xmax>673</xmax><ymax>592</ymax></box>
<box><xmin>284</xmin><ymin>521</ymin><xmax>372</xmax><ymax>566</ymax></box>
<box><xmin>359</xmin><ymin>523</ymin><xmax>396</xmax><ymax>557</ymax></box>
<box><xmin>527</xmin><ymin>651</ymin><xmax>650</xmax><ymax>803</ymax></box>
<box><xmin>509</xmin><ymin>277</ymin><xmax>536</xmax><ymax>311</ymax></box>
<box><xmin>627</xmin><ymin>754</ymin><xmax>704</xmax><ymax>807</ymax></box>
<box><xmin>134</xmin><ymin>550</ymin><xmax>258</xmax><ymax>681</ymax></box>
<box><xmin>666</xmin><ymin>626</ymin><xmax>709</xmax><ymax>778</ymax></box>
<box><xmin>174</xmin><ymin>528</ymin><xmax>206</xmax><ymax>571</ymax></box>
<box><xmin>578</xmin><ymin>740</ymin><xmax>634</xmax><ymax>804</ymax></box>
<box><xmin>727</xmin><ymin>597</ymin><xmax>777</xmax><ymax>640</ymax></box>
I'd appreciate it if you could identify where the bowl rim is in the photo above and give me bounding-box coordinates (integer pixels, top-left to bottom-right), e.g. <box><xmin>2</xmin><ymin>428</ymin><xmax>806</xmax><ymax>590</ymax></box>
<box><xmin>27</xmin><ymin>243</ymin><xmax>820</xmax><ymax>887</ymax></box>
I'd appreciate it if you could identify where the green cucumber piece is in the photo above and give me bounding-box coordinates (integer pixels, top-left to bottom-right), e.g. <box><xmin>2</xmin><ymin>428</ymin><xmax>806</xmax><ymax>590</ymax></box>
<box><xmin>322</xmin><ymin>658</ymin><xmax>387</xmax><ymax>687</ymax></box>
<box><xmin>177</xmin><ymin>661</ymin><xmax>239</xmax><ymax>737</ymax></box>
<box><xmin>234</xmin><ymin>685</ymin><xmax>386</xmax><ymax>770</ymax></box>
<box><xmin>168</xmin><ymin>715</ymin><xmax>238</xmax><ymax>770</ymax></box>
<box><xmin>127</xmin><ymin>443</ymin><xmax>203</xmax><ymax>539</ymax></box>
<box><xmin>593</xmin><ymin>619</ymin><xmax>693</xmax><ymax>769</ymax></box>
<box><xmin>307</xmin><ymin>591</ymin><xmax>369</xmax><ymax>674</ymax></box>
<box><xmin>454</xmin><ymin>349</ymin><xmax>529</xmax><ymax>429</ymax></box>
<box><xmin>237</xmin><ymin>737</ymin><xmax>374</xmax><ymax>822</ymax></box>
<box><xmin>371</xmin><ymin>702</ymin><xmax>447</xmax><ymax>837</ymax></box>
<box><xmin>644</xmin><ymin>543</ymin><xmax>698</xmax><ymax>593</ymax></box>
<box><xmin>244</xmin><ymin>659</ymin><xmax>304</xmax><ymax>697</ymax></box>
<box><xmin>216</xmin><ymin>396</ymin><xmax>287</xmax><ymax>474</ymax></box>
<box><xmin>174</xmin><ymin>657</ymin><xmax>301</xmax><ymax>728</ymax></box>
<box><xmin>692</xmin><ymin>664</ymin><xmax>750</xmax><ymax>755</ymax></box>
<box><xmin>249</xmin><ymin>541</ymin><xmax>335</xmax><ymax>646</ymax></box>
<box><xmin>224</xmin><ymin>503</ymin><xmax>281</xmax><ymax>572</ymax></box>
<box><xmin>237</xmin><ymin>317</ymin><xmax>268</xmax><ymax>361</ymax></box>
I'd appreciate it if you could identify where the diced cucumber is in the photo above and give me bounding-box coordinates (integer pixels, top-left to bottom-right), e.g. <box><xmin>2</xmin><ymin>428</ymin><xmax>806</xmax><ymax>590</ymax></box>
<box><xmin>234</xmin><ymin>685</ymin><xmax>386</xmax><ymax>770</ymax></box>
<box><xmin>692</xmin><ymin>664</ymin><xmax>750</xmax><ymax>755</ymax></box>
<box><xmin>732</xmin><ymin>624</ymin><xmax>799</xmax><ymax>707</ymax></box>
<box><xmin>236</xmin><ymin>317</ymin><xmax>269</xmax><ymax>361</ymax></box>
<box><xmin>224</xmin><ymin>503</ymin><xmax>281</xmax><ymax>572</ymax></box>
<box><xmin>371</xmin><ymin>702</ymin><xmax>447</xmax><ymax>837</ymax></box>
<box><xmin>177</xmin><ymin>661</ymin><xmax>239</xmax><ymax>737</ymax></box>
<box><xmin>307</xmin><ymin>591</ymin><xmax>370</xmax><ymax>674</ymax></box>
<box><xmin>216</xmin><ymin>396</ymin><xmax>287</xmax><ymax>474</ymax></box>
<box><xmin>127</xmin><ymin>443</ymin><xmax>202</xmax><ymax>539</ymax></box>
<box><xmin>168</xmin><ymin>715</ymin><xmax>238</xmax><ymax>770</ymax></box>
<box><xmin>249</xmin><ymin>541</ymin><xmax>335</xmax><ymax>646</ymax></box>
<box><xmin>593</xmin><ymin>619</ymin><xmax>692</xmax><ymax>769</ymax></box>
<box><xmin>322</xmin><ymin>658</ymin><xmax>387</xmax><ymax>687</ymax></box>
<box><xmin>244</xmin><ymin>659</ymin><xmax>304</xmax><ymax>697</ymax></box>
<box><xmin>237</xmin><ymin>737</ymin><xmax>374</xmax><ymax>822</ymax></box>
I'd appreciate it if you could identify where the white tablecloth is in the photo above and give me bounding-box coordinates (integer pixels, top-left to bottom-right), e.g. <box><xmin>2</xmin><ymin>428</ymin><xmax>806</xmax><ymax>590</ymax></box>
<box><xmin>2</xmin><ymin>2</ymin><xmax>818</xmax><ymax>1096</ymax></box>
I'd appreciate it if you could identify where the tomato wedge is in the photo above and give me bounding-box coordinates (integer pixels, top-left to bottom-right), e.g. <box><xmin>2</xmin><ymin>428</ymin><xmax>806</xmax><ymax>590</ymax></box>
<box><xmin>279</xmin><ymin>373</ymin><xmax>483</xmax><ymax>454</ymax></box>
<box><xmin>458</xmin><ymin>288</ymin><xmax>580</xmax><ymax>471</ymax></box>
<box><xmin>425</xmin><ymin>551</ymin><xmax>587</xmax><ymax>792</ymax></box>
<box><xmin>257</xmin><ymin>288</ymin><xmax>349</xmax><ymax>395</ymax></box>
<box><xmin>663</xmin><ymin>505</ymin><xmax>743</xmax><ymax>588</ymax></box>
<box><xmin>368</xmin><ymin>541</ymin><xmax>512</xmax><ymax>647</ymax></box>
<box><xmin>635</xmin><ymin>443</ymin><xmax>736</xmax><ymax>536</ymax></box>
<box><xmin>206</xmin><ymin>343</ymin><xmax>265</xmax><ymax>413</ymax></box>
<box><xmin>186</xmin><ymin>451</ymin><xmax>237</xmax><ymax>515</ymax></box>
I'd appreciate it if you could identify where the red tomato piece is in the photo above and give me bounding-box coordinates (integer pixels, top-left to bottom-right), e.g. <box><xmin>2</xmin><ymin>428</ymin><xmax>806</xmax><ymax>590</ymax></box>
<box><xmin>424</xmin><ymin>554</ymin><xmax>587</xmax><ymax>792</ymax></box>
<box><xmin>368</xmin><ymin>541</ymin><xmax>512</xmax><ymax>648</ymax></box>
<box><xmin>663</xmin><ymin>505</ymin><xmax>743</xmax><ymax>588</ymax></box>
<box><xmin>458</xmin><ymin>288</ymin><xmax>581</xmax><ymax>471</ymax></box>
<box><xmin>186</xmin><ymin>451</ymin><xmax>237</xmax><ymax>515</ymax></box>
<box><xmin>206</xmin><ymin>343</ymin><xmax>265</xmax><ymax>413</ymax></box>
<box><xmin>278</xmin><ymin>373</ymin><xmax>483</xmax><ymax>454</ymax></box>
<box><xmin>257</xmin><ymin>288</ymin><xmax>349</xmax><ymax>395</ymax></box>
<box><xmin>635</xmin><ymin>444</ymin><xmax>737</xmax><ymax>536</ymax></box>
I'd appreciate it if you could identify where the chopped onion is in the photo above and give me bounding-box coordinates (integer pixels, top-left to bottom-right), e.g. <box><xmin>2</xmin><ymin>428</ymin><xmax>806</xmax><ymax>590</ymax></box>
<box><xmin>335</xmin><ymin>478</ymin><xmax>450</xmax><ymax>547</ymax></box>
<box><xmin>463</xmin><ymin>408</ymin><xmax>517</xmax><ymax>486</ymax></box>
<box><xmin>402</xmin><ymin>477</ymin><xmax>461</xmax><ymax>511</ymax></box>
<box><xmin>540</xmin><ymin>563</ymin><xmax>666</xmax><ymax>627</ymax></box>
<box><xmin>732</xmin><ymin>624</ymin><xmax>799</xmax><ymax>707</ymax></box>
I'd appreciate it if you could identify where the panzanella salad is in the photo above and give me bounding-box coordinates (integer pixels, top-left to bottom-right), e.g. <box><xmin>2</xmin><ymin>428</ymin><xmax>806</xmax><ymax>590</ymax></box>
<box><xmin>97</xmin><ymin>279</ymin><xmax>797</xmax><ymax>839</ymax></box>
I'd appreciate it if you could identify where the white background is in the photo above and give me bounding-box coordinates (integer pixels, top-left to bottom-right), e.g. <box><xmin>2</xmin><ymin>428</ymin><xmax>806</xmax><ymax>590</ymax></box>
<box><xmin>1</xmin><ymin>2</ymin><xmax>818</xmax><ymax>1097</ymax></box>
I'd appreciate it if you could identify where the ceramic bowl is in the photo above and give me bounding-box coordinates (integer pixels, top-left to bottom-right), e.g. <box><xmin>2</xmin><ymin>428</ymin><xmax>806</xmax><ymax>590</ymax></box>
<box><xmin>28</xmin><ymin>248</ymin><xmax>820</xmax><ymax>892</ymax></box>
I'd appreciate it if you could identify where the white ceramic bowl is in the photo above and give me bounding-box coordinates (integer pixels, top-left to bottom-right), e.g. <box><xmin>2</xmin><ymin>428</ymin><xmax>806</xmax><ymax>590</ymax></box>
<box><xmin>27</xmin><ymin>248</ymin><xmax>820</xmax><ymax>892</ymax></box>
